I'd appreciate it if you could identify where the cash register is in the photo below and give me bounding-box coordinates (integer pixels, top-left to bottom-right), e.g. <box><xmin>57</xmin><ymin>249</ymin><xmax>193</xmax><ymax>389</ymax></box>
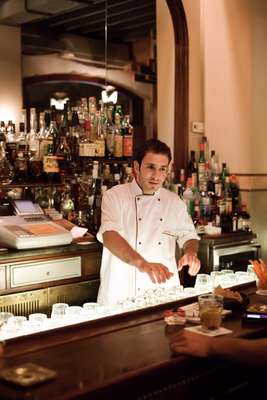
<box><xmin>0</xmin><ymin>200</ymin><xmax>72</xmax><ymax>250</ymax></box>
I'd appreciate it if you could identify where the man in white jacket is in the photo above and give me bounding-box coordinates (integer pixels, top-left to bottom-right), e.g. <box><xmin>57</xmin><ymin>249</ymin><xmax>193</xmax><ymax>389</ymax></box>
<box><xmin>97</xmin><ymin>139</ymin><xmax>200</xmax><ymax>305</ymax></box>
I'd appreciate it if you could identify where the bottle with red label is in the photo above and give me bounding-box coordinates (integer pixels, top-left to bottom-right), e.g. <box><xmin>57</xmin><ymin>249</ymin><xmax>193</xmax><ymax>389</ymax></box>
<box><xmin>122</xmin><ymin>115</ymin><xmax>133</xmax><ymax>157</ymax></box>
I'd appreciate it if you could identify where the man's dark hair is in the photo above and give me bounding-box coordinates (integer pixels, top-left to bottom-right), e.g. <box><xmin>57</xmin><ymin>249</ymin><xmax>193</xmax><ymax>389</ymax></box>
<box><xmin>133</xmin><ymin>139</ymin><xmax>172</xmax><ymax>165</ymax></box>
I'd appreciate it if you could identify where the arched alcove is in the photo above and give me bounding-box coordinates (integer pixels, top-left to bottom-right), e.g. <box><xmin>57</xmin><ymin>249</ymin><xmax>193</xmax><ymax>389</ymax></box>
<box><xmin>23</xmin><ymin>73</ymin><xmax>146</xmax><ymax>151</ymax></box>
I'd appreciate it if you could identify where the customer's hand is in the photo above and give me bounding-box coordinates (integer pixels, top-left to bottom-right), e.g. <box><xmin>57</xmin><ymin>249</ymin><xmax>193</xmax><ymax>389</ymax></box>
<box><xmin>170</xmin><ymin>330</ymin><xmax>213</xmax><ymax>358</ymax></box>
<box><xmin>137</xmin><ymin>260</ymin><xmax>173</xmax><ymax>284</ymax></box>
<box><xmin>177</xmin><ymin>253</ymin><xmax>200</xmax><ymax>276</ymax></box>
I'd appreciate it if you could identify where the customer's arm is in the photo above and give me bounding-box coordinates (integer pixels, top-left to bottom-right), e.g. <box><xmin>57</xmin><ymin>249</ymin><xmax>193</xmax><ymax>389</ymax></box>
<box><xmin>103</xmin><ymin>230</ymin><xmax>173</xmax><ymax>284</ymax></box>
<box><xmin>170</xmin><ymin>330</ymin><xmax>267</xmax><ymax>366</ymax></box>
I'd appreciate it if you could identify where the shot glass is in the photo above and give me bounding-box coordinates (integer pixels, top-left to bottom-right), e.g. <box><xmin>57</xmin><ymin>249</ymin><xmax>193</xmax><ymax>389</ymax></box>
<box><xmin>194</xmin><ymin>273</ymin><xmax>211</xmax><ymax>293</ymax></box>
<box><xmin>235</xmin><ymin>271</ymin><xmax>250</xmax><ymax>284</ymax></box>
<box><xmin>210</xmin><ymin>271</ymin><xmax>223</xmax><ymax>288</ymax></box>
<box><xmin>220</xmin><ymin>270</ymin><xmax>236</xmax><ymax>288</ymax></box>
<box><xmin>65</xmin><ymin>306</ymin><xmax>83</xmax><ymax>321</ymax></box>
<box><xmin>82</xmin><ymin>302</ymin><xmax>101</xmax><ymax>319</ymax></box>
<box><xmin>51</xmin><ymin>303</ymin><xmax>69</xmax><ymax>320</ymax></box>
<box><xmin>198</xmin><ymin>294</ymin><xmax>223</xmax><ymax>331</ymax></box>
<box><xmin>6</xmin><ymin>316</ymin><xmax>27</xmax><ymax>332</ymax></box>
<box><xmin>29</xmin><ymin>313</ymin><xmax>47</xmax><ymax>328</ymax></box>
<box><xmin>0</xmin><ymin>312</ymin><xmax>14</xmax><ymax>328</ymax></box>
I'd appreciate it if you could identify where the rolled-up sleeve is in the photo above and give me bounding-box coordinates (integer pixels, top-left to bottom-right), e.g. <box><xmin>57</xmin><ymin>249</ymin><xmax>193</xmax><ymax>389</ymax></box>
<box><xmin>97</xmin><ymin>188</ymin><xmax>123</xmax><ymax>243</ymax></box>
<box><xmin>175</xmin><ymin>200</ymin><xmax>200</xmax><ymax>249</ymax></box>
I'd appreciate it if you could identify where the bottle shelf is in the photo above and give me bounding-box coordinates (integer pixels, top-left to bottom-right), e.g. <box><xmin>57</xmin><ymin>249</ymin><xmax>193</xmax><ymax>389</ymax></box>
<box><xmin>79</xmin><ymin>156</ymin><xmax>133</xmax><ymax>164</ymax></box>
<box><xmin>0</xmin><ymin>183</ymin><xmax>65</xmax><ymax>189</ymax></box>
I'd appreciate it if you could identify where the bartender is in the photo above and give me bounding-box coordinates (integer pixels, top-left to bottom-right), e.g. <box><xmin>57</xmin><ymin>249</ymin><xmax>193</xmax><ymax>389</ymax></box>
<box><xmin>97</xmin><ymin>139</ymin><xmax>200</xmax><ymax>305</ymax></box>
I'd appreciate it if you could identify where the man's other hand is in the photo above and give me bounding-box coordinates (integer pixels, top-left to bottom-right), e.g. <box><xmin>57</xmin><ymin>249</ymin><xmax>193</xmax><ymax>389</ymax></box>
<box><xmin>177</xmin><ymin>253</ymin><xmax>200</xmax><ymax>276</ymax></box>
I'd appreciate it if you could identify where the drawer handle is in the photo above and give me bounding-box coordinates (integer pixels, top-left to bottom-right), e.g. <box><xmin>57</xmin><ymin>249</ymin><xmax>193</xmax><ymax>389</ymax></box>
<box><xmin>46</xmin><ymin>271</ymin><xmax>50</xmax><ymax>276</ymax></box>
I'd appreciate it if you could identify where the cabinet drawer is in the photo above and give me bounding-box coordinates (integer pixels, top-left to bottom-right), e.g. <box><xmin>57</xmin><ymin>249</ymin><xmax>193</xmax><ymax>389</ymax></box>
<box><xmin>10</xmin><ymin>257</ymin><xmax>81</xmax><ymax>288</ymax></box>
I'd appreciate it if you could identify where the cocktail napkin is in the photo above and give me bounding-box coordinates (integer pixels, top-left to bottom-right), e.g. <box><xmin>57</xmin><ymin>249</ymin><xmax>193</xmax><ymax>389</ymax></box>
<box><xmin>184</xmin><ymin>325</ymin><xmax>232</xmax><ymax>337</ymax></box>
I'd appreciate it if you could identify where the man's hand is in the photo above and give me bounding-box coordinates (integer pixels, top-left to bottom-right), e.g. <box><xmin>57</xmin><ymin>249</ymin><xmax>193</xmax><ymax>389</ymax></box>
<box><xmin>177</xmin><ymin>252</ymin><xmax>200</xmax><ymax>276</ymax></box>
<box><xmin>170</xmin><ymin>330</ymin><xmax>212</xmax><ymax>358</ymax></box>
<box><xmin>137</xmin><ymin>260</ymin><xmax>173</xmax><ymax>284</ymax></box>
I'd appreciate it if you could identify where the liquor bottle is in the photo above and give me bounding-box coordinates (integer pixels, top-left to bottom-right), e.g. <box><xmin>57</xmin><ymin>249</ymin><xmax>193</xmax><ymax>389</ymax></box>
<box><xmin>60</xmin><ymin>190</ymin><xmax>75</xmax><ymax>220</ymax></box>
<box><xmin>187</xmin><ymin>150</ymin><xmax>197</xmax><ymax>188</ymax></box>
<box><xmin>183</xmin><ymin>177</ymin><xmax>195</xmax><ymax>218</ymax></box>
<box><xmin>16</xmin><ymin>122</ymin><xmax>28</xmax><ymax>157</ymax></box>
<box><xmin>209</xmin><ymin>150</ymin><xmax>218</xmax><ymax>175</ymax></box>
<box><xmin>202</xmin><ymin>136</ymin><xmax>209</xmax><ymax>162</ymax></box>
<box><xmin>69</xmin><ymin>109</ymin><xmax>80</xmax><ymax>164</ymax></box>
<box><xmin>122</xmin><ymin>115</ymin><xmax>133</xmax><ymax>157</ymax></box>
<box><xmin>220</xmin><ymin>162</ymin><xmax>229</xmax><ymax>192</ymax></box>
<box><xmin>213</xmin><ymin>163</ymin><xmax>222</xmax><ymax>198</ymax></box>
<box><xmin>102</xmin><ymin>163</ymin><xmax>113</xmax><ymax>188</ymax></box>
<box><xmin>229</xmin><ymin>174</ymin><xmax>240</xmax><ymax>214</ymax></box>
<box><xmin>95</xmin><ymin>110</ymin><xmax>106</xmax><ymax>157</ymax></box>
<box><xmin>177</xmin><ymin>168</ymin><xmax>186</xmax><ymax>197</ymax></box>
<box><xmin>43</xmin><ymin>143</ymin><xmax>60</xmax><ymax>184</ymax></box>
<box><xmin>0</xmin><ymin>140</ymin><xmax>14</xmax><ymax>185</ymax></box>
<box><xmin>105</xmin><ymin>105</ymin><xmax>115</xmax><ymax>158</ymax></box>
<box><xmin>114</xmin><ymin>110</ymin><xmax>123</xmax><ymax>158</ymax></box>
<box><xmin>20</xmin><ymin>109</ymin><xmax>27</xmax><ymax>136</ymax></box>
<box><xmin>0</xmin><ymin>121</ymin><xmax>6</xmax><ymax>144</ymax></box>
<box><xmin>220</xmin><ymin>210</ymin><xmax>233</xmax><ymax>233</ymax></box>
<box><xmin>27</xmin><ymin>107</ymin><xmax>40</xmax><ymax>159</ymax></box>
<box><xmin>197</xmin><ymin>142</ymin><xmax>206</xmax><ymax>189</ymax></box>
<box><xmin>240</xmin><ymin>204</ymin><xmax>251</xmax><ymax>232</ymax></box>
<box><xmin>88</xmin><ymin>97</ymin><xmax>97</xmax><ymax>141</ymax></box>
<box><xmin>28</xmin><ymin>108</ymin><xmax>43</xmax><ymax>182</ymax></box>
<box><xmin>50</xmin><ymin>106</ymin><xmax>60</xmax><ymax>154</ymax></box>
<box><xmin>92</xmin><ymin>177</ymin><xmax>103</xmax><ymax>233</ymax></box>
<box><xmin>39</xmin><ymin>111</ymin><xmax>52</xmax><ymax>159</ymax></box>
<box><xmin>224</xmin><ymin>176</ymin><xmax>232</xmax><ymax>215</ymax></box>
<box><xmin>14</xmin><ymin>151</ymin><xmax>27</xmax><ymax>183</ymax></box>
<box><xmin>112</xmin><ymin>163</ymin><xmax>121</xmax><ymax>185</ymax></box>
<box><xmin>121</xmin><ymin>165</ymin><xmax>133</xmax><ymax>183</ymax></box>
<box><xmin>66</xmin><ymin>100</ymin><xmax>72</xmax><ymax>127</ymax></box>
<box><xmin>60</xmin><ymin>103</ymin><xmax>69</xmax><ymax>137</ymax></box>
<box><xmin>5</xmin><ymin>120</ymin><xmax>17</xmax><ymax>164</ymax></box>
<box><xmin>55</xmin><ymin>136</ymin><xmax>72</xmax><ymax>176</ymax></box>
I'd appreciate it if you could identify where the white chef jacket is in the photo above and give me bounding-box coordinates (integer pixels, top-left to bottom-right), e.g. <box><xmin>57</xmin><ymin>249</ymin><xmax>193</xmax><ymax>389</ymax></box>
<box><xmin>97</xmin><ymin>179</ymin><xmax>199</xmax><ymax>305</ymax></box>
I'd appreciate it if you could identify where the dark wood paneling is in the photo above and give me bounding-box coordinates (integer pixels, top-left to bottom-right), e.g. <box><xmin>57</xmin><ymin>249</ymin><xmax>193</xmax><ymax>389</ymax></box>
<box><xmin>166</xmin><ymin>0</ymin><xmax>189</xmax><ymax>179</ymax></box>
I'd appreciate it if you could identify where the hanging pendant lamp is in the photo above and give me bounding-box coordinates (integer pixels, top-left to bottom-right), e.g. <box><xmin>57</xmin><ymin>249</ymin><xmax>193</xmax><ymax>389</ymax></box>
<box><xmin>101</xmin><ymin>0</ymin><xmax>118</xmax><ymax>104</ymax></box>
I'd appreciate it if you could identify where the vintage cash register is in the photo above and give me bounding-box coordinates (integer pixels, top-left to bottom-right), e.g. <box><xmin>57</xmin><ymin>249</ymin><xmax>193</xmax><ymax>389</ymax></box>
<box><xmin>0</xmin><ymin>200</ymin><xmax>72</xmax><ymax>249</ymax></box>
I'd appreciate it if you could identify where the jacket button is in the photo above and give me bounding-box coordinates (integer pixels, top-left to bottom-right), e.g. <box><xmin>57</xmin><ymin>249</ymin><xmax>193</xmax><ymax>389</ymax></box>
<box><xmin>139</xmin><ymin>217</ymin><xmax>142</xmax><ymax>221</ymax></box>
<box><xmin>138</xmin><ymin>241</ymin><xmax>142</xmax><ymax>245</ymax></box>
<box><xmin>160</xmin><ymin>218</ymin><xmax>163</xmax><ymax>221</ymax></box>
<box><xmin>158</xmin><ymin>242</ymin><xmax>161</xmax><ymax>245</ymax></box>
<box><xmin>137</xmin><ymin>197</ymin><xmax>140</xmax><ymax>201</ymax></box>
<box><xmin>158</xmin><ymin>198</ymin><xmax>161</xmax><ymax>201</ymax></box>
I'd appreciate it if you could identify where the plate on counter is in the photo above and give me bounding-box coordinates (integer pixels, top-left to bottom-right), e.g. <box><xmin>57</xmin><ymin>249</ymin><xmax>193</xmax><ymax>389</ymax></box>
<box><xmin>256</xmin><ymin>289</ymin><xmax>267</xmax><ymax>296</ymax></box>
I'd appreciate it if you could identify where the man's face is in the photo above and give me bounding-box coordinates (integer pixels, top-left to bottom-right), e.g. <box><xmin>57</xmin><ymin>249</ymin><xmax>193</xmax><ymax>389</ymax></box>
<box><xmin>134</xmin><ymin>152</ymin><xmax>169</xmax><ymax>194</ymax></box>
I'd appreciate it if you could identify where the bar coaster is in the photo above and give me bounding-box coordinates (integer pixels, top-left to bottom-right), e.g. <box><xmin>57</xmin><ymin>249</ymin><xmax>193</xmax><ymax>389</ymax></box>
<box><xmin>0</xmin><ymin>362</ymin><xmax>57</xmax><ymax>387</ymax></box>
<box><xmin>184</xmin><ymin>325</ymin><xmax>232</xmax><ymax>337</ymax></box>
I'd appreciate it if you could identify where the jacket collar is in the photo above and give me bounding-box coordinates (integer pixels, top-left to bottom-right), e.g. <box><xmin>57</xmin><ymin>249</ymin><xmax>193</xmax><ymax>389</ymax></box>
<box><xmin>129</xmin><ymin>178</ymin><xmax>162</xmax><ymax>197</ymax></box>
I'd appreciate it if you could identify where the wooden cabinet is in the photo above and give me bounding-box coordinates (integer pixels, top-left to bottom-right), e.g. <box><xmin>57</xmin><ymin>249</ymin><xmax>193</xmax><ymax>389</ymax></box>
<box><xmin>0</xmin><ymin>242</ymin><xmax>102</xmax><ymax>316</ymax></box>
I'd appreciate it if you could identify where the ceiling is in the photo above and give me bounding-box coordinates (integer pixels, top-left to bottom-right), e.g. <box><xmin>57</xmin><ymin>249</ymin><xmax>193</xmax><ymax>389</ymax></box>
<box><xmin>21</xmin><ymin>0</ymin><xmax>156</xmax><ymax>44</ymax></box>
<box><xmin>0</xmin><ymin>0</ymin><xmax>156</xmax><ymax>73</ymax></box>
<box><xmin>0</xmin><ymin>0</ymin><xmax>156</xmax><ymax>43</ymax></box>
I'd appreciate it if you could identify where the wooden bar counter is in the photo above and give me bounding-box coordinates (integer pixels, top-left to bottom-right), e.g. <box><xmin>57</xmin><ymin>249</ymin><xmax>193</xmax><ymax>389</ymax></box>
<box><xmin>0</xmin><ymin>282</ymin><xmax>266</xmax><ymax>399</ymax></box>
